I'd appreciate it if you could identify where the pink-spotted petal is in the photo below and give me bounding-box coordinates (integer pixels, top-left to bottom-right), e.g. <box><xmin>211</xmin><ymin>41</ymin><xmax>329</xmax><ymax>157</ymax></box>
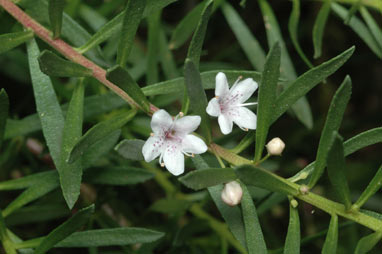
<box><xmin>229</xmin><ymin>78</ymin><xmax>258</xmax><ymax>104</ymax></box>
<box><xmin>218</xmin><ymin>114</ymin><xmax>233</xmax><ymax>135</ymax></box>
<box><xmin>163</xmin><ymin>141</ymin><xmax>185</xmax><ymax>176</ymax></box>
<box><xmin>142</xmin><ymin>135</ymin><xmax>164</xmax><ymax>162</ymax></box>
<box><xmin>215</xmin><ymin>72</ymin><xmax>229</xmax><ymax>97</ymax></box>
<box><xmin>206</xmin><ymin>97</ymin><xmax>221</xmax><ymax>117</ymax></box>
<box><xmin>182</xmin><ymin>134</ymin><xmax>208</xmax><ymax>154</ymax></box>
<box><xmin>173</xmin><ymin>115</ymin><xmax>201</xmax><ymax>135</ymax></box>
<box><xmin>151</xmin><ymin>109</ymin><xmax>173</xmax><ymax>134</ymax></box>
<box><xmin>231</xmin><ymin>107</ymin><xmax>257</xmax><ymax>130</ymax></box>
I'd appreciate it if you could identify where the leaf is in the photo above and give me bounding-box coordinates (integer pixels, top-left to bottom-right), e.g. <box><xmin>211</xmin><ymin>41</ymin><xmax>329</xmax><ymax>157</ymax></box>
<box><xmin>312</xmin><ymin>0</ymin><xmax>331</xmax><ymax>59</ymax></box>
<box><xmin>221</xmin><ymin>2</ymin><xmax>266</xmax><ymax>71</ymax></box>
<box><xmin>158</xmin><ymin>29</ymin><xmax>179</xmax><ymax>79</ymax></box>
<box><xmin>288</xmin><ymin>0</ymin><xmax>313</xmax><ymax>68</ymax></box>
<box><xmin>322</xmin><ymin>214</ymin><xmax>338</xmax><ymax>254</ymax></box>
<box><xmin>0</xmin><ymin>171</ymin><xmax>57</xmax><ymax>191</ymax></box>
<box><xmin>353</xmin><ymin>164</ymin><xmax>382</xmax><ymax>210</ymax></box>
<box><xmin>241</xmin><ymin>183</ymin><xmax>267</xmax><ymax>254</ymax></box>
<box><xmin>359</xmin><ymin>6</ymin><xmax>382</xmax><ymax>50</ymax></box>
<box><xmin>150</xmin><ymin>199</ymin><xmax>191</xmax><ymax>214</ymax></box>
<box><xmin>0</xmin><ymin>89</ymin><xmax>9</xmax><ymax>149</ymax></box>
<box><xmin>68</xmin><ymin>110</ymin><xmax>136</xmax><ymax>164</ymax></box>
<box><xmin>114</xmin><ymin>139</ymin><xmax>145</xmax><ymax>161</ymax></box>
<box><xmin>255</xmin><ymin>42</ymin><xmax>281</xmax><ymax>161</ymax></box>
<box><xmin>229</xmin><ymin>132</ymin><xmax>256</xmax><ymax>154</ymax></box>
<box><xmin>283</xmin><ymin>199</ymin><xmax>300</xmax><ymax>254</ymax></box>
<box><xmin>84</xmin><ymin>167</ymin><xmax>154</xmax><ymax>185</ymax></box>
<box><xmin>0</xmin><ymin>31</ymin><xmax>34</xmax><ymax>55</ymax></box>
<box><xmin>354</xmin><ymin>230</ymin><xmax>382</xmax><ymax>254</ymax></box>
<box><xmin>308</xmin><ymin>76</ymin><xmax>352</xmax><ymax>188</ymax></box>
<box><xmin>106</xmin><ymin>66</ymin><xmax>150</xmax><ymax>113</ymax></box>
<box><xmin>116</xmin><ymin>0</ymin><xmax>146</xmax><ymax>66</ymax></box>
<box><xmin>179</xmin><ymin>168</ymin><xmax>237</xmax><ymax>190</ymax></box>
<box><xmin>146</xmin><ymin>10</ymin><xmax>161</xmax><ymax>84</ymax></box>
<box><xmin>48</xmin><ymin>0</ymin><xmax>65</xmax><ymax>38</ymax></box>
<box><xmin>58</xmin><ymin>79</ymin><xmax>85</xmax><ymax>209</ymax></box>
<box><xmin>26</xmin><ymin>38</ymin><xmax>65</xmax><ymax>166</ymax></box>
<box><xmin>34</xmin><ymin>205</ymin><xmax>94</xmax><ymax>254</ymax></box>
<box><xmin>0</xmin><ymin>210</ymin><xmax>16</xmax><ymax>254</ymax></box>
<box><xmin>326</xmin><ymin>132</ymin><xmax>352</xmax><ymax>210</ymax></box>
<box><xmin>183</xmin><ymin>59</ymin><xmax>211</xmax><ymax>143</ymax></box>
<box><xmin>38</xmin><ymin>50</ymin><xmax>92</xmax><ymax>77</ymax></box>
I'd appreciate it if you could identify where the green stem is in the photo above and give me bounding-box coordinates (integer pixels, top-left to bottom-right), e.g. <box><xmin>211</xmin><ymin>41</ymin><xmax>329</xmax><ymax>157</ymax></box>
<box><xmin>140</xmin><ymin>162</ymin><xmax>176</xmax><ymax>196</ymax></box>
<box><xmin>13</xmin><ymin>237</ymin><xmax>44</xmax><ymax>249</ymax></box>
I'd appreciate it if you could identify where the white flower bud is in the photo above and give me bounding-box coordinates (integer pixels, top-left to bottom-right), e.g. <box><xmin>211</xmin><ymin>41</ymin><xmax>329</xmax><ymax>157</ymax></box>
<box><xmin>266</xmin><ymin>137</ymin><xmax>285</xmax><ymax>156</ymax></box>
<box><xmin>221</xmin><ymin>181</ymin><xmax>243</xmax><ymax>206</ymax></box>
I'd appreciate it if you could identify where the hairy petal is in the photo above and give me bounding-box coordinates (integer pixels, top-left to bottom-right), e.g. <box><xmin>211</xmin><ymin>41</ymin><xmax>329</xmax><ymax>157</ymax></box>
<box><xmin>142</xmin><ymin>135</ymin><xmax>164</xmax><ymax>162</ymax></box>
<box><xmin>182</xmin><ymin>135</ymin><xmax>208</xmax><ymax>154</ymax></box>
<box><xmin>231</xmin><ymin>107</ymin><xmax>257</xmax><ymax>130</ymax></box>
<box><xmin>174</xmin><ymin>115</ymin><xmax>201</xmax><ymax>135</ymax></box>
<box><xmin>215</xmin><ymin>72</ymin><xmax>229</xmax><ymax>97</ymax></box>
<box><xmin>163</xmin><ymin>141</ymin><xmax>184</xmax><ymax>176</ymax></box>
<box><xmin>218</xmin><ymin>114</ymin><xmax>233</xmax><ymax>135</ymax></box>
<box><xmin>206</xmin><ymin>97</ymin><xmax>221</xmax><ymax>117</ymax></box>
<box><xmin>151</xmin><ymin>109</ymin><xmax>173</xmax><ymax>134</ymax></box>
<box><xmin>229</xmin><ymin>78</ymin><xmax>258</xmax><ymax>104</ymax></box>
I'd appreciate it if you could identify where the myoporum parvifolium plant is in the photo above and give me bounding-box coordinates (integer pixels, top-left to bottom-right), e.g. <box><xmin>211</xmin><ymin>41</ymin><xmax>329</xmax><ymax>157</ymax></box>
<box><xmin>0</xmin><ymin>0</ymin><xmax>381</xmax><ymax>253</ymax></box>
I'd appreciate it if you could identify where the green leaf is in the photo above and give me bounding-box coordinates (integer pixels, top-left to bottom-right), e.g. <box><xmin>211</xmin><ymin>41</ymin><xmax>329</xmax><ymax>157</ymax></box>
<box><xmin>283</xmin><ymin>199</ymin><xmax>300</xmax><ymax>254</ymax></box>
<box><xmin>34</xmin><ymin>204</ymin><xmax>94</xmax><ymax>254</ymax></box>
<box><xmin>0</xmin><ymin>210</ymin><xmax>16</xmax><ymax>254</ymax></box>
<box><xmin>106</xmin><ymin>66</ymin><xmax>150</xmax><ymax>113</ymax></box>
<box><xmin>84</xmin><ymin>167</ymin><xmax>154</xmax><ymax>185</ymax></box>
<box><xmin>273</xmin><ymin>48</ymin><xmax>354</xmax><ymax>124</ymax></box>
<box><xmin>68</xmin><ymin>110</ymin><xmax>136</xmax><ymax>164</ymax></box>
<box><xmin>229</xmin><ymin>132</ymin><xmax>256</xmax><ymax>154</ymax></box>
<box><xmin>0</xmin><ymin>171</ymin><xmax>56</xmax><ymax>191</ymax></box>
<box><xmin>344</xmin><ymin>0</ymin><xmax>361</xmax><ymax>24</ymax></box>
<box><xmin>38</xmin><ymin>50</ymin><xmax>92</xmax><ymax>77</ymax></box>
<box><xmin>0</xmin><ymin>89</ymin><xmax>9</xmax><ymax>149</ymax></box>
<box><xmin>179</xmin><ymin>168</ymin><xmax>237</xmax><ymax>190</ymax></box>
<box><xmin>48</xmin><ymin>0</ymin><xmax>65</xmax><ymax>38</ymax></box>
<box><xmin>353</xmin><ymin>164</ymin><xmax>382</xmax><ymax>210</ymax></box>
<box><xmin>354</xmin><ymin>230</ymin><xmax>382</xmax><ymax>254</ymax></box>
<box><xmin>183</xmin><ymin>59</ymin><xmax>211</xmax><ymax>143</ymax></box>
<box><xmin>146</xmin><ymin>10</ymin><xmax>161</xmax><ymax>84</ymax></box>
<box><xmin>241</xmin><ymin>183</ymin><xmax>267</xmax><ymax>254</ymax></box>
<box><xmin>159</xmin><ymin>29</ymin><xmax>179</xmax><ymax>79</ymax></box>
<box><xmin>116</xmin><ymin>0</ymin><xmax>146</xmax><ymax>66</ymax></box>
<box><xmin>322</xmin><ymin>214</ymin><xmax>338</xmax><ymax>254</ymax></box>
<box><xmin>114</xmin><ymin>139</ymin><xmax>145</xmax><ymax>161</ymax></box>
<box><xmin>150</xmin><ymin>199</ymin><xmax>191</xmax><ymax>214</ymax></box>
<box><xmin>221</xmin><ymin>2</ymin><xmax>266</xmax><ymax>71</ymax></box>
<box><xmin>26</xmin><ymin>38</ymin><xmax>65</xmax><ymax>166</ymax></box>
<box><xmin>359</xmin><ymin>6</ymin><xmax>382</xmax><ymax>50</ymax></box>
<box><xmin>0</xmin><ymin>31</ymin><xmax>34</xmax><ymax>55</ymax></box>
<box><xmin>255</xmin><ymin>42</ymin><xmax>281</xmax><ymax>161</ymax></box>
<box><xmin>308</xmin><ymin>76</ymin><xmax>352</xmax><ymax>188</ymax></box>
<box><xmin>326</xmin><ymin>132</ymin><xmax>352</xmax><ymax>210</ymax></box>
<box><xmin>312</xmin><ymin>0</ymin><xmax>331</xmax><ymax>59</ymax></box>
<box><xmin>58</xmin><ymin>79</ymin><xmax>85</xmax><ymax>209</ymax></box>
<box><xmin>288</xmin><ymin>0</ymin><xmax>313</xmax><ymax>68</ymax></box>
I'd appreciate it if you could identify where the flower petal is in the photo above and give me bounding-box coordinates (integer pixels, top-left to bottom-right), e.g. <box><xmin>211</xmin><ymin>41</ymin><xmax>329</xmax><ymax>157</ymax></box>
<box><xmin>229</xmin><ymin>78</ymin><xmax>258</xmax><ymax>104</ymax></box>
<box><xmin>173</xmin><ymin>115</ymin><xmax>201</xmax><ymax>136</ymax></box>
<box><xmin>151</xmin><ymin>109</ymin><xmax>173</xmax><ymax>134</ymax></box>
<box><xmin>231</xmin><ymin>107</ymin><xmax>257</xmax><ymax>130</ymax></box>
<box><xmin>182</xmin><ymin>134</ymin><xmax>208</xmax><ymax>154</ymax></box>
<box><xmin>163</xmin><ymin>141</ymin><xmax>185</xmax><ymax>176</ymax></box>
<box><xmin>218</xmin><ymin>114</ymin><xmax>233</xmax><ymax>135</ymax></box>
<box><xmin>206</xmin><ymin>97</ymin><xmax>221</xmax><ymax>117</ymax></box>
<box><xmin>215</xmin><ymin>72</ymin><xmax>229</xmax><ymax>97</ymax></box>
<box><xmin>142</xmin><ymin>135</ymin><xmax>165</xmax><ymax>162</ymax></box>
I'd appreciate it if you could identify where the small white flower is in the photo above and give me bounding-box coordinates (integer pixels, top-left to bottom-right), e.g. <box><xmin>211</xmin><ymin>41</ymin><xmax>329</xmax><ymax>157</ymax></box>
<box><xmin>142</xmin><ymin>109</ymin><xmax>208</xmax><ymax>176</ymax></box>
<box><xmin>266</xmin><ymin>137</ymin><xmax>285</xmax><ymax>156</ymax></box>
<box><xmin>206</xmin><ymin>72</ymin><xmax>258</xmax><ymax>135</ymax></box>
<box><xmin>221</xmin><ymin>181</ymin><xmax>243</xmax><ymax>206</ymax></box>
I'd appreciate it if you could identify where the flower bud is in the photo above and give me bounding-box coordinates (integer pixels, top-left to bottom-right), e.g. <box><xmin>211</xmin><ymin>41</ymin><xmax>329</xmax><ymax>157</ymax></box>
<box><xmin>266</xmin><ymin>137</ymin><xmax>285</xmax><ymax>156</ymax></box>
<box><xmin>221</xmin><ymin>181</ymin><xmax>243</xmax><ymax>206</ymax></box>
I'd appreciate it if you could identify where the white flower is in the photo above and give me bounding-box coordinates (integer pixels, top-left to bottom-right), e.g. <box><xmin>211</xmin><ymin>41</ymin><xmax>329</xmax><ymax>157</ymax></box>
<box><xmin>206</xmin><ymin>72</ymin><xmax>258</xmax><ymax>135</ymax></box>
<box><xmin>142</xmin><ymin>109</ymin><xmax>208</xmax><ymax>176</ymax></box>
<box><xmin>221</xmin><ymin>181</ymin><xmax>243</xmax><ymax>206</ymax></box>
<box><xmin>266</xmin><ymin>137</ymin><xmax>285</xmax><ymax>156</ymax></box>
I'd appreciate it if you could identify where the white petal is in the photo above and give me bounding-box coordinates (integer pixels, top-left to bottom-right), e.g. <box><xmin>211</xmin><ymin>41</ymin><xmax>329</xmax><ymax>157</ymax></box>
<box><xmin>231</xmin><ymin>107</ymin><xmax>257</xmax><ymax>130</ymax></box>
<box><xmin>173</xmin><ymin>115</ymin><xmax>201</xmax><ymax>136</ymax></box>
<box><xmin>229</xmin><ymin>78</ymin><xmax>258</xmax><ymax>104</ymax></box>
<box><xmin>163</xmin><ymin>141</ymin><xmax>184</xmax><ymax>176</ymax></box>
<box><xmin>215</xmin><ymin>72</ymin><xmax>229</xmax><ymax>97</ymax></box>
<box><xmin>142</xmin><ymin>135</ymin><xmax>165</xmax><ymax>162</ymax></box>
<box><xmin>206</xmin><ymin>97</ymin><xmax>221</xmax><ymax>117</ymax></box>
<box><xmin>182</xmin><ymin>135</ymin><xmax>208</xmax><ymax>154</ymax></box>
<box><xmin>151</xmin><ymin>109</ymin><xmax>173</xmax><ymax>134</ymax></box>
<box><xmin>218</xmin><ymin>114</ymin><xmax>233</xmax><ymax>135</ymax></box>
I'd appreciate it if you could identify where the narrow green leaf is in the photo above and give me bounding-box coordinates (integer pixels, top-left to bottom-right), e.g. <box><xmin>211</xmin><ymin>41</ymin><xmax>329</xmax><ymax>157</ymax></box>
<box><xmin>344</xmin><ymin>0</ymin><xmax>361</xmax><ymax>24</ymax></box>
<box><xmin>84</xmin><ymin>167</ymin><xmax>154</xmax><ymax>185</ymax></box>
<box><xmin>184</xmin><ymin>59</ymin><xmax>211</xmax><ymax>143</ymax></box>
<box><xmin>308</xmin><ymin>76</ymin><xmax>352</xmax><ymax>188</ymax></box>
<box><xmin>26</xmin><ymin>38</ymin><xmax>65</xmax><ymax>166</ymax></box>
<box><xmin>38</xmin><ymin>50</ymin><xmax>92</xmax><ymax>77</ymax></box>
<box><xmin>58</xmin><ymin>79</ymin><xmax>85</xmax><ymax>209</ymax></box>
<box><xmin>353</xmin><ymin>164</ymin><xmax>382</xmax><ymax>210</ymax></box>
<box><xmin>0</xmin><ymin>171</ymin><xmax>57</xmax><ymax>191</ymax></box>
<box><xmin>221</xmin><ymin>2</ymin><xmax>266</xmax><ymax>71</ymax></box>
<box><xmin>0</xmin><ymin>89</ymin><xmax>9</xmax><ymax>149</ymax></box>
<box><xmin>312</xmin><ymin>0</ymin><xmax>331</xmax><ymax>59</ymax></box>
<box><xmin>229</xmin><ymin>132</ymin><xmax>256</xmax><ymax>154</ymax></box>
<box><xmin>288</xmin><ymin>0</ymin><xmax>314</xmax><ymax>68</ymax></box>
<box><xmin>283</xmin><ymin>199</ymin><xmax>300</xmax><ymax>254</ymax></box>
<box><xmin>159</xmin><ymin>29</ymin><xmax>179</xmax><ymax>79</ymax></box>
<box><xmin>354</xmin><ymin>230</ymin><xmax>382</xmax><ymax>254</ymax></box>
<box><xmin>257</xmin><ymin>192</ymin><xmax>286</xmax><ymax>215</ymax></box>
<box><xmin>273</xmin><ymin>48</ymin><xmax>354</xmax><ymax>124</ymax></box>
<box><xmin>241</xmin><ymin>183</ymin><xmax>267</xmax><ymax>254</ymax></box>
<box><xmin>49</xmin><ymin>0</ymin><xmax>65</xmax><ymax>38</ymax></box>
<box><xmin>0</xmin><ymin>31</ymin><xmax>34</xmax><ymax>55</ymax></box>
<box><xmin>117</xmin><ymin>0</ymin><xmax>146</xmax><ymax>66</ymax></box>
<box><xmin>0</xmin><ymin>211</ymin><xmax>16</xmax><ymax>254</ymax></box>
<box><xmin>34</xmin><ymin>205</ymin><xmax>94</xmax><ymax>254</ymax></box>
<box><xmin>68</xmin><ymin>110</ymin><xmax>136</xmax><ymax>164</ymax></box>
<box><xmin>322</xmin><ymin>214</ymin><xmax>338</xmax><ymax>254</ymax></box>
<box><xmin>146</xmin><ymin>10</ymin><xmax>161</xmax><ymax>84</ymax></box>
<box><xmin>150</xmin><ymin>199</ymin><xmax>191</xmax><ymax>214</ymax></box>
<box><xmin>326</xmin><ymin>132</ymin><xmax>352</xmax><ymax>210</ymax></box>
<box><xmin>179</xmin><ymin>168</ymin><xmax>237</xmax><ymax>190</ymax></box>
<box><xmin>106</xmin><ymin>66</ymin><xmax>150</xmax><ymax>112</ymax></box>
<box><xmin>359</xmin><ymin>6</ymin><xmax>382</xmax><ymax>50</ymax></box>
<box><xmin>114</xmin><ymin>139</ymin><xmax>145</xmax><ymax>161</ymax></box>
<box><xmin>255</xmin><ymin>43</ymin><xmax>281</xmax><ymax>161</ymax></box>
<box><xmin>78</xmin><ymin>4</ymin><xmax>107</xmax><ymax>31</ymax></box>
